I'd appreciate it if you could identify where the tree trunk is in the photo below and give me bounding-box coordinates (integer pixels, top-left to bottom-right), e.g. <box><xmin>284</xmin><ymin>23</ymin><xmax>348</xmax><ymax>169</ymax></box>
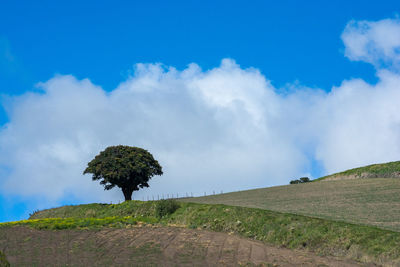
<box><xmin>122</xmin><ymin>187</ymin><xmax>133</xmax><ymax>201</ymax></box>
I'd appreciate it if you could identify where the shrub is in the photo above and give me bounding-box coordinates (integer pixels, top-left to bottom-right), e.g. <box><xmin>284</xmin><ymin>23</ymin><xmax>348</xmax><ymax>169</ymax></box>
<box><xmin>29</xmin><ymin>209</ymin><xmax>40</xmax><ymax>218</ymax></box>
<box><xmin>299</xmin><ymin>177</ymin><xmax>310</xmax><ymax>183</ymax></box>
<box><xmin>0</xmin><ymin>251</ymin><xmax>10</xmax><ymax>267</ymax></box>
<box><xmin>290</xmin><ymin>177</ymin><xmax>310</xmax><ymax>184</ymax></box>
<box><xmin>155</xmin><ymin>199</ymin><xmax>180</xmax><ymax>218</ymax></box>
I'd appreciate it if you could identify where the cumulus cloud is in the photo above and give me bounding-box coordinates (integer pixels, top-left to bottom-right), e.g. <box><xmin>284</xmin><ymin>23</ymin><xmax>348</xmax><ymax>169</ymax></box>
<box><xmin>342</xmin><ymin>18</ymin><xmax>400</xmax><ymax>69</ymax></box>
<box><xmin>0</xmin><ymin>60</ymin><xmax>308</xmax><ymax>203</ymax></box>
<box><xmin>314</xmin><ymin>70</ymin><xmax>400</xmax><ymax>173</ymax></box>
<box><xmin>1</xmin><ymin>17</ymin><xmax>400</xmax><ymax>206</ymax></box>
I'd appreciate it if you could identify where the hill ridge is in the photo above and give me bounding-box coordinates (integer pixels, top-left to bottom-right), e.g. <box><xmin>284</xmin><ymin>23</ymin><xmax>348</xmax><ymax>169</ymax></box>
<box><xmin>316</xmin><ymin>160</ymin><xmax>400</xmax><ymax>181</ymax></box>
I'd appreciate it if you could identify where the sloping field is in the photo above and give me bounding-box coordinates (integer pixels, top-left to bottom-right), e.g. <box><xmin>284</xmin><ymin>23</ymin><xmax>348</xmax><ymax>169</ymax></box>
<box><xmin>0</xmin><ymin>225</ymin><xmax>362</xmax><ymax>266</ymax></box>
<box><xmin>13</xmin><ymin>201</ymin><xmax>400</xmax><ymax>265</ymax></box>
<box><xmin>182</xmin><ymin>178</ymin><xmax>400</xmax><ymax>231</ymax></box>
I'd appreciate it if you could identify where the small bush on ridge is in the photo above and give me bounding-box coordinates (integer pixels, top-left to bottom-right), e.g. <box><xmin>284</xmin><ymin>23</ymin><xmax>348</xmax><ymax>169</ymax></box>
<box><xmin>290</xmin><ymin>177</ymin><xmax>310</xmax><ymax>184</ymax></box>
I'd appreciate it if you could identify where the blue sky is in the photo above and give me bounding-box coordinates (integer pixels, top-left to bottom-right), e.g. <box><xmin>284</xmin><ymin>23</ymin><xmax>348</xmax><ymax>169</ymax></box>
<box><xmin>1</xmin><ymin>1</ymin><xmax>400</xmax><ymax>222</ymax></box>
<box><xmin>3</xmin><ymin>1</ymin><xmax>397</xmax><ymax>101</ymax></box>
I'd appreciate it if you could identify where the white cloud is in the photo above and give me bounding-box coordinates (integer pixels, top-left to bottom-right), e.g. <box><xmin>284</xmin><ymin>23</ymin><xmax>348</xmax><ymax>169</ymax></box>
<box><xmin>314</xmin><ymin>70</ymin><xmax>400</xmax><ymax>173</ymax></box>
<box><xmin>0</xmin><ymin>61</ymin><xmax>307</xmax><ymax>204</ymax></box>
<box><xmin>1</xmin><ymin>18</ymin><xmax>400</xmax><ymax>207</ymax></box>
<box><xmin>342</xmin><ymin>18</ymin><xmax>400</xmax><ymax>69</ymax></box>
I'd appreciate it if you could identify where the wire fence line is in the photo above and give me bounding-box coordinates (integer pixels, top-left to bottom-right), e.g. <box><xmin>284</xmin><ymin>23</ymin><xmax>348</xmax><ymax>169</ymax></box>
<box><xmin>134</xmin><ymin>190</ymin><xmax>225</xmax><ymax>201</ymax></box>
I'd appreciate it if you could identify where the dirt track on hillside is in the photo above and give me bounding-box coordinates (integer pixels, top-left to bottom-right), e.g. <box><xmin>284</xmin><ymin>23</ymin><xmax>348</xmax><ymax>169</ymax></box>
<box><xmin>0</xmin><ymin>225</ymin><xmax>365</xmax><ymax>266</ymax></box>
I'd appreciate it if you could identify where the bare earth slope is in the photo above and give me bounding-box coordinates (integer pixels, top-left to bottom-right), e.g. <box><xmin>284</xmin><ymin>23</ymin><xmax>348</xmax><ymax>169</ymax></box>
<box><xmin>0</xmin><ymin>225</ymin><xmax>362</xmax><ymax>267</ymax></box>
<box><xmin>182</xmin><ymin>178</ymin><xmax>400</xmax><ymax>231</ymax></box>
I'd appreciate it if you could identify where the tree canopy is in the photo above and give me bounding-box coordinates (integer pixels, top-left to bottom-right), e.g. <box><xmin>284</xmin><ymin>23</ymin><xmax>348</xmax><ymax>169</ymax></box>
<box><xmin>83</xmin><ymin>145</ymin><xmax>163</xmax><ymax>201</ymax></box>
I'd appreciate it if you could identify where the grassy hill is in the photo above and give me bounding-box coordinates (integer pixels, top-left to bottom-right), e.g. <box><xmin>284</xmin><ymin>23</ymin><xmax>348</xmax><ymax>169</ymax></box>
<box><xmin>2</xmin><ymin>161</ymin><xmax>400</xmax><ymax>265</ymax></box>
<box><xmin>316</xmin><ymin>160</ymin><xmax>400</xmax><ymax>181</ymax></box>
<box><xmin>182</xmin><ymin>163</ymin><xmax>400</xmax><ymax>232</ymax></box>
<box><xmin>2</xmin><ymin>200</ymin><xmax>400</xmax><ymax>265</ymax></box>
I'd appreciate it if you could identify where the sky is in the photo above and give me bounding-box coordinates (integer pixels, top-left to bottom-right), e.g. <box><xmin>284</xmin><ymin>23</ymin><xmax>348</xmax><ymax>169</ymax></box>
<box><xmin>1</xmin><ymin>0</ymin><xmax>400</xmax><ymax>222</ymax></box>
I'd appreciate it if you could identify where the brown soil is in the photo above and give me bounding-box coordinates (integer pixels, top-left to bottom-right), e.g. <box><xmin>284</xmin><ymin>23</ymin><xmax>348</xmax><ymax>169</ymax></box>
<box><xmin>0</xmin><ymin>225</ymin><xmax>366</xmax><ymax>266</ymax></box>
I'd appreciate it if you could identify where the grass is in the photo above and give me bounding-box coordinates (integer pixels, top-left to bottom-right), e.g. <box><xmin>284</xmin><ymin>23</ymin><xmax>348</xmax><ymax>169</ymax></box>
<box><xmin>2</xmin><ymin>200</ymin><xmax>400</xmax><ymax>265</ymax></box>
<box><xmin>0</xmin><ymin>251</ymin><xmax>9</xmax><ymax>267</ymax></box>
<box><xmin>0</xmin><ymin>216</ymin><xmax>157</xmax><ymax>230</ymax></box>
<box><xmin>29</xmin><ymin>201</ymin><xmax>159</xmax><ymax>220</ymax></box>
<box><xmin>182</xmin><ymin>178</ymin><xmax>400</xmax><ymax>232</ymax></box>
<box><xmin>315</xmin><ymin>160</ymin><xmax>400</xmax><ymax>181</ymax></box>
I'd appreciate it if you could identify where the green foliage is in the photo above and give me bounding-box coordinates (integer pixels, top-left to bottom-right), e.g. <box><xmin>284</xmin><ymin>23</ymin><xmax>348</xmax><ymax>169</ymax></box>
<box><xmin>83</xmin><ymin>145</ymin><xmax>163</xmax><ymax>200</ymax></box>
<box><xmin>315</xmin><ymin>160</ymin><xmax>400</xmax><ymax>181</ymax></box>
<box><xmin>290</xmin><ymin>177</ymin><xmax>310</xmax><ymax>184</ymax></box>
<box><xmin>0</xmin><ymin>251</ymin><xmax>9</xmax><ymax>267</ymax></box>
<box><xmin>8</xmin><ymin>201</ymin><xmax>400</xmax><ymax>265</ymax></box>
<box><xmin>299</xmin><ymin>177</ymin><xmax>310</xmax><ymax>183</ymax></box>
<box><xmin>155</xmin><ymin>199</ymin><xmax>180</xmax><ymax>218</ymax></box>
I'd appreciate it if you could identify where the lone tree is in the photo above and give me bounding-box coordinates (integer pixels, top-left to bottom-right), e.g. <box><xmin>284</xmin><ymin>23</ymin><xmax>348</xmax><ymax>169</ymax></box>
<box><xmin>83</xmin><ymin>145</ymin><xmax>163</xmax><ymax>201</ymax></box>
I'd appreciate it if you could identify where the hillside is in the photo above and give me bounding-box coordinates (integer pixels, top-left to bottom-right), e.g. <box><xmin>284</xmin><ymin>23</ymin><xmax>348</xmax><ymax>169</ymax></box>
<box><xmin>182</xmin><ymin>178</ymin><xmax>400</xmax><ymax>232</ymax></box>
<box><xmin>3</xmin><ymin>201</ymin><xmax>400</xmax><ymax>265</ymax></box>
<box><xmin>0</xmin><ymin>225</ymin><xmax>360</xmax><ymax>266</ymax></box>
<box><xmin>3</xmin><ymin>161</ymin><xmax>400</xmax><ymax>265</ymax></box>
<box><xmin>316</xmin><ymin>160</ymin><xmax>400</xmax><ymax>181</ymax></box>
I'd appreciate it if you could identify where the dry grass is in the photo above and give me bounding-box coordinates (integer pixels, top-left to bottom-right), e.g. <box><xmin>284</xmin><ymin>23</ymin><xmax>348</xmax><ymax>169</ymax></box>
<box><xmin>182</xmin><ymin>178</ymin><xmax>400</xmax><ymax>232</ymax></box>
<box><xmin>315</xmin><ymin>160</ymin><xmax>400</xmax><ymax>180</ymax></box>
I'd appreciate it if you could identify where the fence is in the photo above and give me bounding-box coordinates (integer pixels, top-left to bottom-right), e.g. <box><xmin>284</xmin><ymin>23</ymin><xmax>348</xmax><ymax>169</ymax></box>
<box><xmin>137</xmin><ymin>190</ymin><xmax>225</xmax><ymax>201</ymax></box>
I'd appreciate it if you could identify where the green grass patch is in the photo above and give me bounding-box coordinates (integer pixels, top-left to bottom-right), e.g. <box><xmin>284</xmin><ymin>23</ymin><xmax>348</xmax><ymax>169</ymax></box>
<box><xmin>0</xmin><ymin>216</ymin><xmax>158</xmax><ymax>230</ymax></box>
<box><xmin>29</xmin><ymin>201</ymin><xmax>158</xmax><ymax>220</ymax></box>
<box><xmin>3</xmin><ymin>201</ymin><xmax>400</xmax><ymax>265</ymax></box>
<box><xmin>0</xmin><ymin>251</ymin><xmax>9</xmax><ymax>267</ymax></box>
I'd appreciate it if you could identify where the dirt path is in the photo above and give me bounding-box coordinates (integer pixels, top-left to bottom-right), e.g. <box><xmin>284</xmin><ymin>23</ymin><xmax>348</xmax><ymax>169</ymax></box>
<box><xmin>0</xmin><ymin>225</ymin><xmax>365</xmax><ymax>266</ymax></box>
